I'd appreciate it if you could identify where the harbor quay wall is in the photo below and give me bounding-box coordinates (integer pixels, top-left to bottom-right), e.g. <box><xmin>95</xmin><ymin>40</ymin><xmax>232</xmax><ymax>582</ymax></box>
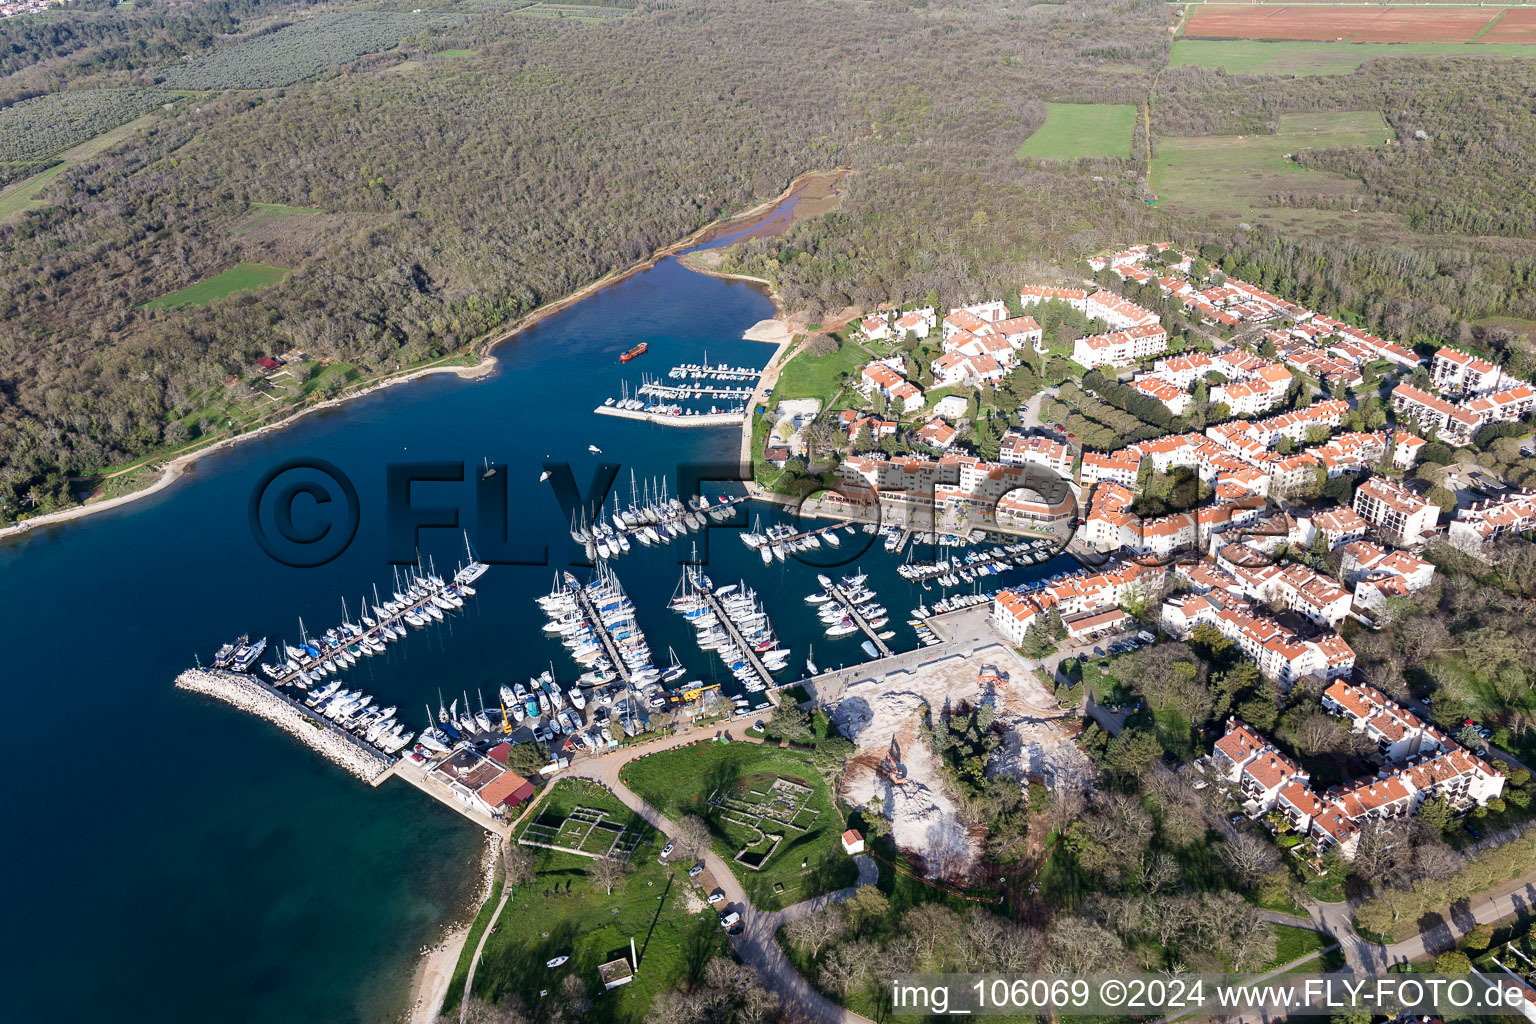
<box><xmin>175</xmin><ymin>669</ymin><xmax>393</xmax><ymax>783</ymax></box>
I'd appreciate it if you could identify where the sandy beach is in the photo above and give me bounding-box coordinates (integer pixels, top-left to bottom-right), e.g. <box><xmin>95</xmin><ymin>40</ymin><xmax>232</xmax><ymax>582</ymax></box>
<box><xmin>409</xmin><ymin>924</ymin><xmax>471</xmax><ymax>1024</ymax></box>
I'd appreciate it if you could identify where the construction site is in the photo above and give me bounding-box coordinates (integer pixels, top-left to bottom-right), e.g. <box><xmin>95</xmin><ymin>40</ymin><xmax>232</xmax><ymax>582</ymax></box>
<box><xmin>823</xmin><ymin>607</ymin><xmax>1093</xmax><ymax>881</ymax></box>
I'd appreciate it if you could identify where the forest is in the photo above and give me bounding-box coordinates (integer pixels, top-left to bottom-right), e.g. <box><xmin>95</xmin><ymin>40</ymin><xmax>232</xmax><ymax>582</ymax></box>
<box><xmin>4</xmin><ymin>0</ymin><xmax>1536</xmax><ymax>521</ymax></box>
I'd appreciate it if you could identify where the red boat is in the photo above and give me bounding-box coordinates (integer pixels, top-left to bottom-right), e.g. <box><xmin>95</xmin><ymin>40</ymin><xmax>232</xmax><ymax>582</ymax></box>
<box><xmin>619</xmin><ymin>342</ymin><xmax>647</xmax><ymax>363</ymax></box>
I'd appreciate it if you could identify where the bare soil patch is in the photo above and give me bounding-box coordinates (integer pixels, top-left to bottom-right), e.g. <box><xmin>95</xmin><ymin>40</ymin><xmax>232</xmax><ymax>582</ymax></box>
<box><xmin>1482</xmin><ymin>10</ymin><xmax>1536</xmax><ymax>43</ymax></box>
<box><xmin>1185</xmin><ymin>6</ymin><xmax>1501</xmax><ymax>44</ymax></box>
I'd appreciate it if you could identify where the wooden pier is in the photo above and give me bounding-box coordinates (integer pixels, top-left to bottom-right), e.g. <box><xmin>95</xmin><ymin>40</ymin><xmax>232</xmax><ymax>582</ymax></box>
<box><xmin>697</xmin><ymin>586</ymin><xmax>774</xmax><ymax>688</ymax></box>
<box><xmin>593</xmin><ymin>405</ymin><xmax>745</xmax><ymax>427</ymax></box>
<box><xmin>827</xmin><ymin>581</ymin><xmax>892</xmax><ymax>658</ymax></box>
<box><xmin>572</xmin><ymin>584</ymin><xmax>635</xmax><ymax>685</ymax></box>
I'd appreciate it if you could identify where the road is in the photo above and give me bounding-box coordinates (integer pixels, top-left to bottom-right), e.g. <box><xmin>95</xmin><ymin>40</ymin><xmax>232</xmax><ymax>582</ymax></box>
<box><xmin>564</xmin><ymin>728</ymin><xmax>879</xmax><ymax>1024</ymax></box>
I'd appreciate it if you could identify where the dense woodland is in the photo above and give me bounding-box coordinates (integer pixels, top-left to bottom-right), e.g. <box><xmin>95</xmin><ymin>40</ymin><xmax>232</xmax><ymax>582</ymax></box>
<box><xmin>3</xmin><ymin>0</ymin><xmax>1536</xmax><ymax>523</ymax></box>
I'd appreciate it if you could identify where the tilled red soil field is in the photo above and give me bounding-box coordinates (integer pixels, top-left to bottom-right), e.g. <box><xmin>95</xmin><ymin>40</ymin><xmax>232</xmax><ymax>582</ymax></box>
<box><xmin>1481</xmin><ymin>9</ymin><xmax>1536</xmax><ymax>43</ymax></box>
<box><xmin>1184</xmin><ymin>6</ymin><xmax>1505</xmax><ymax>44</ymax></box>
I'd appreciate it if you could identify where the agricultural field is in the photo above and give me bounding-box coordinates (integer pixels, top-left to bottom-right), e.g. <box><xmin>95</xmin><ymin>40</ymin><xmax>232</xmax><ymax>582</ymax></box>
<box><xmin>1150</xmin><ymin>110</ymin><xmax>1394</xmax><ymax>235</ymax></box>
<box><xmin>1017</xmin><ymin>102</ymin><xmax>1137</xmax><ymax>161</ymax></box>
<box><xmin>1182</xmin><ymin>5</ymin><xmax>1509</xmax><ymax>44</ymax></box>
<box><xmin>153</xmin><ymin>12</ymin><xmax>456</xmax><ymax>90</ymax></box>
<box><xmin>621</xmin><ymin>742</ymin><xmax>858</xmax><ymax>911</ymax></box>
<box><xmin>453</xmin><ymin>780</ymin><xmax>728</xmax><ymax>1022</ymax></box>
<box><xmin>141</xmin><ymin>263</ymin><xmax>292</xmax><ymax>310</ymax></box>
<box><xmin>0</xmin><ymin>88</ymin><xmax>168</xmax><ymax>162</ymax></box>
<box><xmin>1484</xmin><ymin>9</ymin><xmax>1536</xmax><ymax>43</ymax></box>
<box><xmin>1170</xmin><ymin>38</ymin><xmax>1536</xmax><ymax>76</ymax></box>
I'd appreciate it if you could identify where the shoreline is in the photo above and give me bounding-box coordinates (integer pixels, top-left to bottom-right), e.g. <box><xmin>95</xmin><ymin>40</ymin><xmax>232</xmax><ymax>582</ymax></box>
<box><xmin>405</xmin><ymin>832</ymin><xmax>500</xmax><ymax>1024</ymax></box>
<box><xmin>0</xmin><ymin>168</ymin><xmax>847</xmax><ymax>546</ymax></box>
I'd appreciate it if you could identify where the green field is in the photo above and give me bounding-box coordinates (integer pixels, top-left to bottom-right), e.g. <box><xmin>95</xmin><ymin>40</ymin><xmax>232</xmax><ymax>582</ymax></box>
<box><xmin>621</xmin><ymin>743</ymin><xmax>858</xmax><ymax>911</ymax></box>
<box><xmin>1151</xmin><ymin>111</ymin><xmax>1393</xmax><ymax>233</ymax></box>
<box><xmin>141</xmin><ymin>262</ymin><xmax>292</xmax><ymax>309</ymax></box>
<box><xmin>248</xmin><ymin>201</ymin><xmax>324</xmax><ymax>216</ymax></box>
<box><xmin>770</xmin><ymin>334</ymin><xmax>870</xmax><ymax>408</ymax></box>
<box><xmin>438</xmin><ymin>48</ymin><xmax>474</xmax><ymax>56</ymax></box>
<box><xmin>1018</xmin><ymin>103</ymin><xmax>1137</xmax><ymax>161</ymax></box>
<box><xmin>1266</xmin><ymin>924</ymin><xmax>1330</xmax><ymax>970</ymax></box>
<box><xmin>1171</xmin><ymin>38</ymin><xmax>1536</xmax><ymax>77</ymax></box>
<box><xmin>453</xmin><ymin>779</ymin><xmax>724</xmax><ymax>1021</ymax></box>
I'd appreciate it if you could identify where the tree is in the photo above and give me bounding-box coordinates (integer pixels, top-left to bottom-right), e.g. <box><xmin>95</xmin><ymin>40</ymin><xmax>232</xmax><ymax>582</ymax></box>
<box><xmin>842</xmin><ymin>884</ymin><xmax>890</xmax><ymax>931</ymax></box>
<box><xmin>1436</xmin><ymin>950</ymin><xmax>1473</xmax><ymax>974</ymax></box>
<box><xmin>1425</xmin><ymin>485</ymin><xmax>1458</xmax><ymax>516</ymax></box>
<box><xmin>505</xmin><ymin>741</ymin><xmax>547</xmax><ymax>778</ymax></box>
<box><xmin>1418</xmin><ymin>796</ymin><xmax>1454</xmax><ymax>834</ymax></box>
<box><xmin>768</xmin><ymin>701</ymin><xmax>813</xmax><ymax>743</ymax></box>
<box><xmin>1463</xmin><ymin>923</ymin><xmax>1494</xmax><ymax>952</ymax></box>
<box><xmin>502</xmin><ymin>841</ymin><xmax>536</xmax><ymax>897</ymax></box>
<box><xmin>675</xmin><ymin>815</ymin><xmax>711</xmax><ymax>859</ymax></box>
<box><xmin>1221</xmin><ymin>832</ymin><xmax>1281</xmax><ymax>889</ymax></box>
<box><xmin>785</xmin><ymin>904</ymin><xmax>846</xmax><ymax>958</ymax></box>
<box><xmin>804</xmin><ymin>332</ymin><xmax>839</xmax><ymax>356</ymax></box>
<box><xmin>589</xmin><ymin>854</ymin><xmax>631</xmax><ymax>895</ymax></box>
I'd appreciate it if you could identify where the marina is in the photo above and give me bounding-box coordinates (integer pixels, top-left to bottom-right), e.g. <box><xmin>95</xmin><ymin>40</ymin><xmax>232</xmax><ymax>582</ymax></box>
<box><xmin>811</xmin><ymin>571</ymin><xmax>893</xmax><ymax>658</ymax></box>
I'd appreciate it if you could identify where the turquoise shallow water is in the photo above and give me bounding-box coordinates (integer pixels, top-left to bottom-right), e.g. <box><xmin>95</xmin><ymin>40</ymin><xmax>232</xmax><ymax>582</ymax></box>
<box><xmin>0</xmin><ymin>227</ymin><xmax>1072</xmax><ymax>1021</ymax></box>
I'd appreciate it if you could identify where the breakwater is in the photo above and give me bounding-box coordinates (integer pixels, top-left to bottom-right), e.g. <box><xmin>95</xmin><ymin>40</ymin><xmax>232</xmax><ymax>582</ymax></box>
<box><xmin>176</xmin><ymin>669</ymin><xmax>393</xmax><ymax>783</ymax></box>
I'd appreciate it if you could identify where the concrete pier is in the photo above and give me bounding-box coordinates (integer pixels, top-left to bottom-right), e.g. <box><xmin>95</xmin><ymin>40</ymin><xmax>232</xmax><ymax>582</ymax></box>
<box><xmin>697</xmin><ymin>586</ymin><xmax>774</xmax><ymax>688</ymax></box>
<box><xmin>825</xmin><ymin>580</ymin><xmax>892</xmax><ymax>658</ymax></box>
<box><xmin>572</xmin><ymin>583</ymin><xmax>635</xmax><ymax>685</ymax></box>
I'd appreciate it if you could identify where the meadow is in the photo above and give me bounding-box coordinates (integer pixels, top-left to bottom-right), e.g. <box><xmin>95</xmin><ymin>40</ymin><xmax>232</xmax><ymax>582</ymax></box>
<box><xmin>1171</xmin><ymin>38</ymin><xmax>1536</xmax><ymax>76</ymax></box>
<box><xmin>1017</xmin><ymin>102</ymin><xmax>1137</xmax><ymax>161</ymax></box>
<box><xmin>621</xmin><ymin>742</ymin><xmax>858</xmax><ymax>911</ymax></box>
<box><xmin>141</xmin><ymin>263</ymin><xmax>292</xmax><ymax>310</ymax></box>
<box><xmin>452</xmin><ymin>779</ymin><xmax>726</xmax><ymax>1021</ymax></box>
<box><xmin>1150</xmin><ymin>110</ymin><xmax>1393</xmax><ymax>234</ymax></box>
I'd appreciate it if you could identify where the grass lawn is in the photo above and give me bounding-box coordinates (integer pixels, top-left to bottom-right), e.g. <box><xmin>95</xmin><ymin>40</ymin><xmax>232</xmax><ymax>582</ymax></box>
<box><xmin>443</xmin><ymin>873</ymin><xmax>503</xmax><ymax>1011</ymax></box>
<box><xmin>1266</xmin><ymin>924</ymin><xmax>1329</xmax><ymax>969</ymax></box>
<box><xmin>770</xmin><ymin>335</ymin><xmax>867</xmax><ymax>406</ymax></box>
<box><xmin>1170</xmin><ymin>38</ymin><xmax>1536</xmax><ymax>77</ymax></box>
<box><xmin>1018</xmin><ymin>102</ymin><xmax>1137</xmax><ymax>161</ymax></box>
<box><xmin>456</xmin><ymin>779</ymin><xmax>723</xmax><ymax>1020</ymax></box>
<box><xmin>1150</xmin><ymin>110</ymin><xmax>1394</xmax><ymax>235</ymax></box>
<box><xmin>621</xmin><ymin>743</ymin><xmax>858</xmax><ymax>911</ymax></box>
<box><xmin>141</xmin><ymin>262</ymin><xmax>291</xmax><ymax>310</ymax></box>
<box><xmin>438</xmin><ymin>48</ymin><xmax>474</xmax><ymax>56</ymax></box>
<box><xmin>1284</xmin><ymin>945</ymin><xmax>1348</xmax><ymax>974</ymax></box>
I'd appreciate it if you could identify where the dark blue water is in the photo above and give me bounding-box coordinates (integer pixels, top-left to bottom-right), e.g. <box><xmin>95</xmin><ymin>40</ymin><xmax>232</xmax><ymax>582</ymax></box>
<box><xmin>0</xmin><ymin>229</ymin><xmax>1074</xmax><ymax>1021</ymax></box>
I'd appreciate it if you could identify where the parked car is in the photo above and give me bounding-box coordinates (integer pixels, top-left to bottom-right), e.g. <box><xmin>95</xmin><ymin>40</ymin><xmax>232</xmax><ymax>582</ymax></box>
<box><xmin>707</xmin><ymin>890</ymin><xmax>725</xmax><ymax>905</ymax></box>
<box><xmin>719</xmin><ymin>910</ymin><xmax>741</xmax><ymax>928</ymax></box>
<box><xmin>688</xmin><ymin>863</ymin><xmax>704</xmax><ymax>879</ymax></box>
<box><xmin>659</xmin><ymin>841</ymin><xmax>675</xmax><ymax>861</ymax></box>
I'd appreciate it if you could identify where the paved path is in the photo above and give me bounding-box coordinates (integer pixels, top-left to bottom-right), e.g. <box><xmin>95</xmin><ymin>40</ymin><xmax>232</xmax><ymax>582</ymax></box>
<box><xmin>459</xmin><ymin>883</ymin><xmax>514</xmax><ymax>1023</ymax></box>
<box><xmin>562</xmin><ymin>734</ymin><xmax>876</xmax><ymax>1024</ymax></box>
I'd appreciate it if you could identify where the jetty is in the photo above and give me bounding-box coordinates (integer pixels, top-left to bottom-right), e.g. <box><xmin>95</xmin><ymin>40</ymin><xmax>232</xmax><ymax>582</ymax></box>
<box><xmin>826</xmin><ymin>580</ymin><xmax>892</xmax><ymax>658</ymax></box>
<box><xmin>666</xmin><ymin>361</ymin><xmax>762</xmax><ymax>383</ymax></box>
<box><xmin>176</xmin><ymin>669</ymin><xmax>394</xmax><ymax>782</ymax></box>
<box><xmin>696</xmin><ymin>586</ymin><xmax>774</xmax><ymax>688</ymax></box>
<box><xmin>571</xmin><ymin>582</ymin><xmax>635</xmax><ymax>685</ymax></box>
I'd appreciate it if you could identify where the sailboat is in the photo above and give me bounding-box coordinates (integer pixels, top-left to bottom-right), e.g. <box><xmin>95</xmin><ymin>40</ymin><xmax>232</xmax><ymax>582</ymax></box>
<box><xmin>539</xmin><ymin>469</ymin><xmax>551</xmax><ymax>483</ymax></box>
<box><xmin>588</xmin><ymin>444</ymin><xmax>603</xmax><ymax>453</ymax></box>
<box><xmin>806</xmin><ymin>644</ymin><xmax>819</xmax><ymax>676</ymax></box>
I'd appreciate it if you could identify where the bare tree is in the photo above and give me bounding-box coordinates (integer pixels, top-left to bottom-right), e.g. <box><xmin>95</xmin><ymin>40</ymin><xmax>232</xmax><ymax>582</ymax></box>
<box><xmin>784</xmin><ymin>904</ymin><xmax>846</xmax><ymax>958</ymax></box>
<box><xmin>502</xmin><ymin>841</ymin><xmax>535</xmax><ymax>898</ymax></box>
<box><xmin>1220</xmin><ymin>833</ymin><xmax>1281</xmax><ymax>889</ymax></box>
<box><xmin>589</xmin><ymin>854</ymin><xmax>631</xmax><ymax>896</ymax></box>
<box><xmin>1132</xmin><ymin>852</ymin><xmax>1180</xmax><ymax>895</ymax></box>
<box><xmin>674</xmin><ymin>815</ymin><xmax>711</xmax><ymax>859</ymax></box>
